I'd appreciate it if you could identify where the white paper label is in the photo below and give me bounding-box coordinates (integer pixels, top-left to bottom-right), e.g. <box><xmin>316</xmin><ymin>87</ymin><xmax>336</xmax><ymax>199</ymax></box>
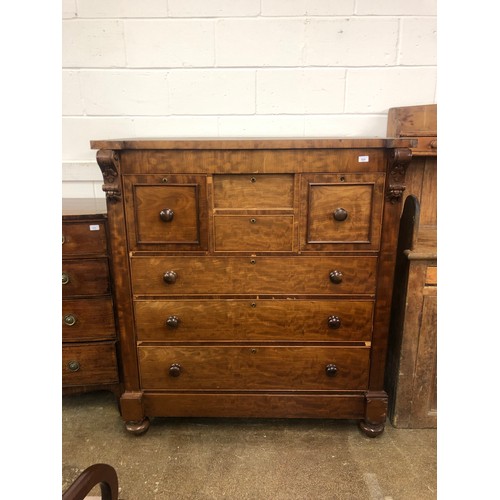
<box><xmin>89</xmin><ymin>224</ymin><xmax>100</xmax><ymax>231</ymax></box>
<box><xmin>358</xmin><ymin>156</ymin><xmax>369</xmax><ymax>163</ymax></box>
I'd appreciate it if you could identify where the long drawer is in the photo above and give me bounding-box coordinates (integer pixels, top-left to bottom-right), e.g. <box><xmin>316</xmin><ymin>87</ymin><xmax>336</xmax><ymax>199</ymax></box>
<box><xmin>131</xmin><ymin>256</ymin><xmax>377</xmax><ymax>296</ymax></box>
<box><xmin>62</xmin><ymin>342</ymin><xmax>118</xmax><ymax>386</ymax></box>
<box><xmin>138</xmin><ymin>345</ymin><xmax>370</xmax><ymax>391</ymax></box>
<box><xmin>134</xmin><ymin>299</ymin><xmax>373</xmax><ymax>342</ymax></box>
<box><xmin>62</xmin><ymin>297</ymin><xmax>116</xmax><ymax>342</ymax></box>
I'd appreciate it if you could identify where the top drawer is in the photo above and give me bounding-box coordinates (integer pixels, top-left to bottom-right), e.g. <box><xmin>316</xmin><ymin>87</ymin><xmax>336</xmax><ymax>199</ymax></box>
<box><xmin>213</xmin><ymin>174</ymin><xmax>294</xmax><ymax>210</ymax></box>
<box><xmin>62</xmin><ymin>220</ymin><xmax>107</xmax><ymax>256</ymax></box>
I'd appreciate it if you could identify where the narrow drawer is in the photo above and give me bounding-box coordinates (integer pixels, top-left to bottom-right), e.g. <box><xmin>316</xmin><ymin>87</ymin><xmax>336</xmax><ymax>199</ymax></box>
<box><xmin>135</xmin><ymin>299</ymin><xmax>373</xmax><ymax>342</ymax></box>
<box><xmin>62</xmin><ymin>220</ymin><xmax>107</xmax><ymax>256</ymax></box>
<box><xmin>62</xmin><ymin>258</ymin><xmax>110</xmax><ymax>297</ymax></box>
<box><xmin>131</xmin><ymin>256</ymin><xmax>377</xmax><ymax>296</ymax></box>
<box><xmin>213</xmin><ymin>174</ymin><xmax>294</xmax><ymax>210</ymax></box>
<box><xmin>62</xmin><ymin>297</ymin><xmax>116</xmax><ymax>342</ymax></box>
<box><xmin>138</xmin><ymin>345</ymin><xmax>370</xmax><ymax>391</ymax></box>
<box><xmin>214</xmin><ymin>215</ymin><xmax>294</xmax><ymax>251</ymax></box>
<box><xmin>62</xmin><ymin>342</ymin><xmax>118</xmax><ymax>386</ymax></box>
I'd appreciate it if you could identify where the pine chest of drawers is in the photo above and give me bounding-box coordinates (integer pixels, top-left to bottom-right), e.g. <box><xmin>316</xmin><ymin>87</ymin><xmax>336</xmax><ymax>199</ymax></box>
<box><xmin>62</xmin><ymin>198</ymin><xmax>120</xmax><ymax>396</ymax></box>
<box><xmin>91</xmin><ymin>138</ymin><xmax>413</xmax><ymax>436</ymax></box>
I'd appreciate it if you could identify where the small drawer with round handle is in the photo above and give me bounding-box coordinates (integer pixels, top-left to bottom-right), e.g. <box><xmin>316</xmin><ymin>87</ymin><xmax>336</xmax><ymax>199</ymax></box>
<box><xmin>62</xmin><ymin>342</ymin><xmax>118</xmax><ymax>386</ymax></box>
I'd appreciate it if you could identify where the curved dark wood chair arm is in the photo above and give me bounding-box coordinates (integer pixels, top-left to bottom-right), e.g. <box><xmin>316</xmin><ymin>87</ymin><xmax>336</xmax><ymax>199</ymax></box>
<box><xmin>62</xmin><ymin>463</ymin><xmax>118</xmax><ymax>500</ymax></box>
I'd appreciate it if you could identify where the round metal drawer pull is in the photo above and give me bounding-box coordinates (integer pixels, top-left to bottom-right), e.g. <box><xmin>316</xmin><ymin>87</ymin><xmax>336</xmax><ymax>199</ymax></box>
<box><xmin>333</xmin><ymin>208</ymin><xmax>348</xmax><ymax>222</ymax></box>
<box><xmin>163</xmin><ymin>271</ymin><xmax>178</xmax><ymax>284</ymax></box>
<box><xmin>62</xmin><ymin>272</ymin><xmax>70</xmax><ymax>285</ymax></box>
<box><xmin>169</xmin><ymin>363</ymin><xmax>182</xmax><ymax>377</ymax></box>
<box><xmin>159</xmin><ymin>208</ymin><xmax>174</xmax><ymax>222</ymax></box>
<box><xmin>250</xmin><ymin>176</ymin><xmax>257</xmax><ymax>183</ymax></box>
<box><xmin>68</xmin><ymin>360</ymin><xmax>80</xmax><ymax>372</ymax></box>
<box><xmin>250</xmin><ymin>218</ymin><xmax>257</xmax><ymax>224</ymax></box>
<box><xmin>325</xmin><ymin>364</ymin><xmax>338</xmax><ymax>377</ymax></box>
<box><xmin>327</xmin><ymin>316</ymin><xmax>341</xmax><ymax>329</ymax></box>
<box><xmin>166</xmin><ymin>316</ymin><xmax>180</xmax><ymax>328</ymax></box>
<box><xmin>64</xmin><ymin>314</ymin><xmax>77</xmax><ymax>327</ymax></box>
<box><xmin>62</xmin><ymin>235</ymin><xmax>65</xmax><ymax>245</ymax></box>
<box><xmin>329</xmin><ymin>270</ymin><xmax>343</xmax><ymax>284</ymax></box>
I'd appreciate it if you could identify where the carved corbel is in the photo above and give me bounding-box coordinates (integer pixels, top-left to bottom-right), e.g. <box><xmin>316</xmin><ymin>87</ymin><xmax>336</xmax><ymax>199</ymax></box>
<box><xmin>96</xmin><ymin>149</ymin><xmax>121</xmax><ymax>202</ymax></box>
<box><xmin>386</xmin><ymin>148</ymin><xmax>412</xmax><ymax>204</ymax></box>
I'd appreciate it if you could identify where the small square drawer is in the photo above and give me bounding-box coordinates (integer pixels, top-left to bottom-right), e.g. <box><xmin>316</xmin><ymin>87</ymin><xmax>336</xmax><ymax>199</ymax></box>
<box><xmin>213</xmin><ymin>174</ymin><xmax>294</xmax><ymax>210</ymax></box>
<box><xmin>62</xmin><ymin>342</ymin><xmax>118</xmax><ymax>386</ymax></box>
<box><xmin>62</xmin><ymin>220</ymin><xmax>107</xmax><ymax>256</ymax></box>
<box><xmin>62</xmin><ymin>297</ymin><xmax>116</xmax><ymax>342</ymax></box>
<box><xmin>123</xmin><ymin>174</ymin><xmax>208</xmax><ymax>251</ymax></box>
<box><xmin>62</xmin><ymin>258</ymin><xmax>110</xmax><ymax>297</ymax></box>
<box><xmin>302</xmin><ymin>173</ymin><xmax>385</xmax><ymax>251</ymax></box>
<box><xmin>214</xmin><ymin>215</ymin><xmax>294</xmax><ymax>251</ymax></box>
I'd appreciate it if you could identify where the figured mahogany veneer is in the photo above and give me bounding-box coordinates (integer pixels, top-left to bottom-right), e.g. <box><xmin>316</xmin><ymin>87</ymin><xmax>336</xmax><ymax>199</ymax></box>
<box><xmin>92</xmin><ymin>137</ymin><xmax>414</xmax><ymax>436</ymax></box>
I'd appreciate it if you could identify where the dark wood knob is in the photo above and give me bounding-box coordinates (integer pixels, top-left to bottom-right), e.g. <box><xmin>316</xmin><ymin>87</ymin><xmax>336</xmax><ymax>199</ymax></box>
<box><xmin>169</xmin><ymin>363</ymin><xmax>182</xmax><ymax>377</ymax></box>
<box><xmin>163</xmin><ymin>271</ymin><xmax>177</xmax><ymax>284</ymax></box>
<box><xmin>166</xmin><ymin>316</ymin><xmax>179</xmax><ymax>328</ymax></box>
<box><xmin>328</xmin><ymin>316</ymin><xmax>341</xmax><ymax>329</ymax></box>
<box><xmin>325</xmin><ymin>364</ymin><xmax>338</xmax><ymax>377</ymax></box>
<box><xmin>430</xmin><ymin>139</ymin><xmax>437</xmax><ymax>149</ymax></box>
<box><xmin>159</xmin><ymin>208</ymin><xmax>174</xmax><ymax>222</ymax></box>
<box><xmin>329</xmin><ymin>270</ymin><xmax>343</xmax><ymax>284</ymax></box>
<box><xmin>333</xmin><ymin>208</ymin><xmax>348</xmax><ymax>221</ymax></box>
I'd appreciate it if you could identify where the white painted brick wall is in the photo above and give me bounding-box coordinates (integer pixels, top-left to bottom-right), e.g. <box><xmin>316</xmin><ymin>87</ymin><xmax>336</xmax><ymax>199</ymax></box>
<box><xmin>62</xmin><ymin>1</ymin><xmax>437</xmax><ymax>198</ymax></box>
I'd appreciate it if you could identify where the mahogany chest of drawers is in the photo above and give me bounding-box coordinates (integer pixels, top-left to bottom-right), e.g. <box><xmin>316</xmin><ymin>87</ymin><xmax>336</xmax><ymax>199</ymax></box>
<box><xmin>62</xmin><ymin>198</ymin><xmax>120</xmax><ymax>395</ymax></box>
<box><xmin>91</xmin><ymin>138</ymin><xmax>413</xmax><ymax>436</ymax></box>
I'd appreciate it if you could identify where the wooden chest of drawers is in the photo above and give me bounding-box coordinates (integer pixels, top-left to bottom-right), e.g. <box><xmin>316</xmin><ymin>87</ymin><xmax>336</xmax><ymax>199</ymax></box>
<box><xmin>62</xmin><ymin>199</ymin><xmax>120</xmax><ymax>395</ymax></box>
<box><xmin>91</xmin><ymin>138</ymin><xmax>413</xmax><ymax>436</ymax></box>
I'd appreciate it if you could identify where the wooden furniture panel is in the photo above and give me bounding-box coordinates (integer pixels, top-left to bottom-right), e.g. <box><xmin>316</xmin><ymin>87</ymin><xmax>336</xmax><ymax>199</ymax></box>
<box><xmin>130</xmin><ymin>256</ymin><xmax>378</xmax><ymax>296</ymax></box>
<box><xmin>134</xmin><ymin>299</ymin><xmax>374</xmax><ymax>342</ymax></box>
<box><xmin>92</xmin><ymin>138</ymin><xmax>414</xmax><ymax>437</ymax></box>
<box><xmin>62</xmin><ymin>342</ymin><xmax>118</xmax><ymax>387</ymax></box>
<box><xmin>123</xmin><ymin>174</ymin><xmax>208</xmax><ymax>251</ymax></box>
<box><xmin>385</xmin><ymin>104</ymin><xmax>437</xmax><ymax>429</ymax></box>
<box><xmin>62</xmin><ymin>297</ymin><xmax>116</xmax><ymax>341</ymax></box>
<box><xmin>62</xmin><ymin>199</ymin><xmax>120</xmax><ymax>396</ymax></box>
<box><xmin>302</xmin><ymin>173</ymin><xmax>385</xmax><ymax>251</ymax></box>
<box><xmin>214</xmin><ymin>215</ymin><xmax>294</xmax><ymax>252</ymax></box>
<box><xmin>62</xmin><ymin>220</ymin><xmax>107</xmax><ymax>256</ymax></box>
<box><xmin>213</xmin><ymin>174</ymin><xmax>294</xmax><ymax>209</ymax></box>
<box><xmin>62</xmin><ymin>259</ymin><xmax>110</xmax><ymax>297</ymax></box>
<box><xmin>138</xmin><ymin>345</ymin><xmax>370</xmax><ymax>391</ymax></box>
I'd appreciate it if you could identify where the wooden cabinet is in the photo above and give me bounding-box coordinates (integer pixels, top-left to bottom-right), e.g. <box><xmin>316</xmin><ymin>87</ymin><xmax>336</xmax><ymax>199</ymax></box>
<box><xmin>62</xmin><ymin>199</ymin><xmax>120</xmax><ymax>395</ymax></box>
<box><xmin>385</xmin><ymin>104</ymin><xmax>437</xmax><ymax>428</ymax></box>
<box><xmin>92</xmin><ymin>138</ymin><xmax>414</xmax><ymax>436</ymax></box>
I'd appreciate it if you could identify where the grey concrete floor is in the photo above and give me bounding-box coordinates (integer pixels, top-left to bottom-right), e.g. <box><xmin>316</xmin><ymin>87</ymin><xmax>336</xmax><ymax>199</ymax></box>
<box><xmin>62</xmin><ymin>391</ymin><xmax>436</xmax><ymax>500</ymax></box>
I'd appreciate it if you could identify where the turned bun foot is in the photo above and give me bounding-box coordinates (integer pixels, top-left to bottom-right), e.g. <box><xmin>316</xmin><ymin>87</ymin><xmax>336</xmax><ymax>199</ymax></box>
<box><xmin>359</xmin><ymin>420</ymin><xmax>385</xmax><ymax>438</ymax></box>
<box><xmin>125</xmin><ymin>418</ymin><xmax>150</xmax><ymax>435</ymax></box>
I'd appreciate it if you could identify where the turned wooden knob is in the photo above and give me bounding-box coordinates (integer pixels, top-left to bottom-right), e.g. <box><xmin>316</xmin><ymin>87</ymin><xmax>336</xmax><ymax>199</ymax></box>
<box><xmin>169</xmin><ymin>363</ymin><xmax>182</xmax><ymax>377</ymax></box>
<box><xmin>325</xmin><ymin>364</ymin><xmax>338</xmax><ymax>377</ymax></box>
<box><xmin>328</xmin><ymin>316</ymin><xmax>341</xmax><ymax>329</ymax></box>
<box><xmin>333</xmin><ymin>208</ymin><xmax>348</xmax><ymax>221</ymax></box>
<box><xmin>329</xmin><ymin>270</ymin><xmax>343</xmax><ymax>284</ymax></box>
<box><xmin>159</xmin><ymin>208</ymin><xmax>174</xmax><ymax>222</ymax></box>
<box><xmin>163</xmin><ymin>271</ymin><xmax>177</xmax><ymax>284</ymax></box>
<box><xmin>166</xmin><ymin>316</ymin><xmax>179</xmax><ymax>328</ymax></box>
